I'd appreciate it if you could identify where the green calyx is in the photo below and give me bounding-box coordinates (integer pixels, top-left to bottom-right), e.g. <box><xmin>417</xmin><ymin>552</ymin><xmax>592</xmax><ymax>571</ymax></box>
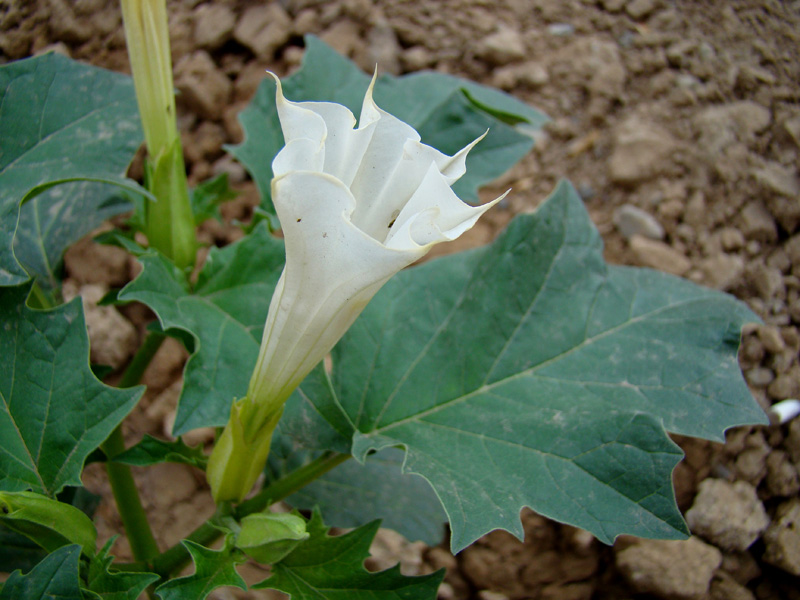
<box><xmin>206</xmin><ymin>398</ymin><xmax>284</xmax><ymax>504</ymax></box>
<box><xmin>144</xmin><ymin>139</ymin><xmax>197</xmax><ymax>270</ymax></box>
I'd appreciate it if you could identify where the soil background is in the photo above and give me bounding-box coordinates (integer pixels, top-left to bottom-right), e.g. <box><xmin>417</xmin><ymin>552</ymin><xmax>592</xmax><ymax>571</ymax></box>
<box><xmin>2</xmin><ymin>0</ymin><xmax>800</xmax><ymax>599</ymax></box>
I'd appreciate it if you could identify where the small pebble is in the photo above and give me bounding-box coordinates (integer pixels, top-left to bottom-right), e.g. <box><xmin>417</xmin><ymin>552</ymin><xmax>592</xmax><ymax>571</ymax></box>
<box><xmin>771</xmin><ymin>399</ymin><xmax>800</xmax><ymax>424</ymax></box>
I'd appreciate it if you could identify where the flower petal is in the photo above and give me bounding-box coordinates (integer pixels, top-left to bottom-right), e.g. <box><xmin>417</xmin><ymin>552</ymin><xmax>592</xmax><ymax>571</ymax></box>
<box><xmin>272</xmin><ymin>74</ymin><xmax>326</xmax><ymax>146</ymax></box>
<box><xmin>349</xmin><ymin>78</ymin><xmax>422</xmax><ymax>231</ymax></box>
<box><xmin>272</xmin><ymin>137</ymin><xmax>325</xmax><ymax>176</ymax></box>
<box><xmin>249</xmin><ymin>171</ymin><xmax>425</xmax><ymax>413</ymax></box>
<box><xmin>386</xmin><ymin>164</ymin><xmax>506</xmax><ymax>250</ymax></box>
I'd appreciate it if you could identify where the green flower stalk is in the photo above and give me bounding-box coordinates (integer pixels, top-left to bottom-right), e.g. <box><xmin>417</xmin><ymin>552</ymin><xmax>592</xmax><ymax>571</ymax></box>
<box><xmin>206</xmin><ymin>75</ymin><xmax>505</xmax><ymax>503</ymax></box>
<box><xmin>121</xmin><ymin>0</ymin><xmax>196</xmax><ymax>269</ymax></box>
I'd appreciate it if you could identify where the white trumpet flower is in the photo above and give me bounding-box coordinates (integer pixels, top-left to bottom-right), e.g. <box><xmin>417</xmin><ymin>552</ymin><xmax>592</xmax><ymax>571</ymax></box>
<box><xmin>208</xmin><ymin>73</ymin><xmax>505</xmax><ymax>503</ymax></box>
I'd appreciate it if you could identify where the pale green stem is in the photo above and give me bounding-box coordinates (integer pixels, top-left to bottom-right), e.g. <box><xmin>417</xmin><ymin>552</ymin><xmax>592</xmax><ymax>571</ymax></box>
<box><xmin>120</xmin><ymin>0</ymin><xmax>196</xmax><ymax>269</ymax></box>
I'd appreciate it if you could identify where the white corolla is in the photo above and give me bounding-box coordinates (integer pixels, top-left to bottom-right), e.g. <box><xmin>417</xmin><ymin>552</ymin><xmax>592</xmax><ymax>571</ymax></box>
<box><xmin>208</xmin><ymin>73</ymin><xmax>505</xmax><ymax>502</ymax></box>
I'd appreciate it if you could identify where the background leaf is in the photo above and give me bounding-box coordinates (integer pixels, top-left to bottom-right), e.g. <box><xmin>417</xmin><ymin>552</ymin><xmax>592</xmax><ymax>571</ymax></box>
<box><xmin>0</xmin><ymin>284</ymin><xmax>142</xmax><ymax>495</ymax></box>
<box><xmin>0</xmin><ymin>525</ymin><xmax>47</xmax><ymax>574</ymax></box>
<box><xmin>255</xmin><ymin>511</ymin><xmax>443</xmax><ymax>599</ymax></box>
<box><xmin>118</xmin><ymin>223</ymin><xmax>285</xmax><ymax>434</ymax></box>
<box><xmin>113</xmin><ymin>435</ymin><xmax>207</xmax><ymax>469</ymax></box>
<box><xmin>0</xmin><ymin>544</ymin><xmax>83</xmax><ymax>600</ymax></box>
<box><xmin>283</xmin><ymin>181</ymin><xmax>766</xmax><ymax>552</ymax></box>
<box><xmin>0</xmin><ymin>52</ymin><xmax>145</xmax><ymax>287</ymax></box>
<box><xmin>268</xmin><ymin>435</ymin><xmax>446</xmax><ymax>545</ymax></box>
<box><xmin>13</xmin><ymin>182</ymin><xmax>133</xmax><ymax>293</ymax></box>
<box><xmin>190</xmin><ymin>172</ymin><xmax>237</xmax><ymax>226</ymax></box>
<box><xmin>229</xmin><ymin>35</ymin><xmax>547</xmax><ymax>214</ymax></box>
<box><xmin>154</xmin><ymin>536</ymin><xmax>246</xmax><ymax>600</ymax></box>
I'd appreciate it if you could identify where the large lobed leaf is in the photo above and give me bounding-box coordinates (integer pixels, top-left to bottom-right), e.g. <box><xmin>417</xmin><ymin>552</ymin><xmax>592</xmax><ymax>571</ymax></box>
<box><xmin>0</xmin><ymin>285</ymin><xmax>142</xmax><ymax>496</ymax></box>
<box><xmin>123</xmin><ymin>178</ymin><xmax>765</xmax><ymax>551</ymax></box>
<box><xmin>118</xmin><ymin>223</ymin><xmax>285</xmax><ymax>434</ymax></box>
<box><xmin>0</xmin><ymin>53</ymin><xmax>145</xmax><ymax>288</ymax></box>
<box><xmin>281</xmin><ymin>181</ymin><xmax>766</xmax><ymax>551</ymax></box>
<box><xmin>255</xmin><ymin>511</ymin><xmax>443</xmax><ymax>600</ymax></box>
<box><xmin>229</xmin><ymin>35</ymin><xmax>547</xmax><ymax>214</ymax></box>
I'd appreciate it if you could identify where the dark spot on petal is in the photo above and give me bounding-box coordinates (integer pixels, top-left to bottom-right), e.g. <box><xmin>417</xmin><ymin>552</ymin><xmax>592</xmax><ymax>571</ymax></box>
<box><xmin>297</xmin><ymin>218</ymin><xmax>302</xmax><ymax>222</ymax></box>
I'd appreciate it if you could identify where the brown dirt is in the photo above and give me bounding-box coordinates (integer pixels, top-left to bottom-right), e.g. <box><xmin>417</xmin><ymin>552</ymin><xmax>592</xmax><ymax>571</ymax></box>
<box><xmin>3</xmin><ymin>0</ymin><xmax>800</xmax><ymax>598</ymax></box>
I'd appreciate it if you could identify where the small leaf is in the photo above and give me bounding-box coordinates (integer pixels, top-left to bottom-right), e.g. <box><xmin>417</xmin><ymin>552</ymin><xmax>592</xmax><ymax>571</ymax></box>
<box><xmin>85</xmin><ymin>539</ymin><xmax>159</xmax><ymax>600</ymax></box>
<box><xmin>118</xmin><ymin>223</ymin><xmax>285</xmax><ymax>434</ymax></box>
<box><xmin>283</xmin><ymin>181</ymin><xmax>766</xmax><ymax>552</ymax></box>
<box><xmin>190</xmin><ymin>173</ymin><xmax>237</xmax><ymax>226</ymax></box>
<box><xmin>0</xmin><ymin>284</ymin><xmax>142</xmax><ymax>495</ymax></box>
<box><xmin>229</xmin><ymin>35</ymin><xmax>546</xmax><ymax>214</ymax></box>
<box><xmin>255</xmin><ymin>511</ymin><xmax>443</xmax><ymax>600</ymax></box>
<box><xmin>154</xmin><ymin>535</ymin><xmax>246</xmax><ymax>600</ymax></box>
<box><xmin>113</xmin><ymin>435</ymin><xmax>208</xmax><ymax>469</ymax></box>
<box><xmin>0</xmin><ymin>544</ymin><xmax>83</xmax><ymax>600</ymax></box>
<box><xmin>0</xmin><ymin>53</ymin><xmax>145</xmax><ymax>287</ymax></box>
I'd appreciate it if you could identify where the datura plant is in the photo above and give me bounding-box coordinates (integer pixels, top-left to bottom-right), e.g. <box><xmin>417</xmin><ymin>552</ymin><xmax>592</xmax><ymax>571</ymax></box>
<box><xmin>0</xmin><ymin>2</ymin><xmax>767</xmax><ymax>598</ymax></box>
<box><xmin>206</xmin><ymin>74</ymin><xmax>505</xmax><ymax>503</ymax></box>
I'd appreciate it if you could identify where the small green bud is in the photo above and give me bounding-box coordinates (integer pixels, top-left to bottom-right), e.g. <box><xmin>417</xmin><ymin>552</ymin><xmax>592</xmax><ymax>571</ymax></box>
<box><xmin>235</xmin><ymin>512</ymin><xmax>309</xmax><ymax>564</ymax></box>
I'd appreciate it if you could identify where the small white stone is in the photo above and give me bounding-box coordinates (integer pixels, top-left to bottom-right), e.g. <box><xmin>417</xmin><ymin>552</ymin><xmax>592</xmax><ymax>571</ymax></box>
<box><xmin>613</xmin><ymin>205</ymin><xmax>665</xmax><ymax>240</ymax></box>
<box><xmin>771</xmin><ymin>399</ymin><xmax>800</xmax><ymax>424</ymax></box>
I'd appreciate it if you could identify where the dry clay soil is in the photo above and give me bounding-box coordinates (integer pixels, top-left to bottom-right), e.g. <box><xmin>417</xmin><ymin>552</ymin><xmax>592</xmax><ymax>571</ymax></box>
<box><xmin>2</xmin><ymin>0</ymin><xmax>800</xmax><ymax>599</ymax></box>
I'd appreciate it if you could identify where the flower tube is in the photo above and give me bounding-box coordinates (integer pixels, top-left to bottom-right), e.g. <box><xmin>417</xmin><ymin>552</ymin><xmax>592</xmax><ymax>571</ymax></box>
<box><xmin>207</xmin><ymin>74</ymin><xmax>506</xmax><ymax>502</ymax></box>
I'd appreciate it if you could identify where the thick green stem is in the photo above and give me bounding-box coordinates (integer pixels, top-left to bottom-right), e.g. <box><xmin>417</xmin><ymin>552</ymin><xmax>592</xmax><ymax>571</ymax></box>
<box><xmin>151</xmin><ymin>451</ymin><xmax>351</xmax><ymax>577</ymax></box>
<box><xmin>101</xmin><ymin>332</ymin><xmax>166</xmax><ymax>564</ymax></box>
<box><xmin>102</xmin><ymin>427</ymin><xmax>160</xmax><ymax>563</ymax></box>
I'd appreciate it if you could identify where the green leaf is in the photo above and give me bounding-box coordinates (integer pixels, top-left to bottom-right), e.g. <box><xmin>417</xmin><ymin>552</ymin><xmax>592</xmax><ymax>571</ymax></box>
<box><xmin>285</xmin><ymin>181</ymin><xmax>766</xmax><ymax>552</ymax></box>
<box><xmin>84</xmin><ymin>539</ymin><xmax>159</xmax><ymax>600</ymax></box>
<box><xmin>112</xmin><ymin>435</ymin><xmax>208</xmax><ymax>469</ymax></box>
<box><xmin>229</xmin><ymin>35</ymin><xmax>546</xmax><ymax>214</ymax></box>
<box><xmin>0</xmin><ymin>490</ymin><xmax>97</xmax><ymax>557</ymax></box>
<box><xmin>255</xmin><ymin>511</ymin><xmax>443</xmax><ymax>599</ymax></box>
<box><xmin>0</xmin><ymin>544</ymin><xmax>83</xmax><ymax>600</ymax></box>
<box><xmin>190</xmin><ymin>173</ymin><xmax>237</xmax><ymax>226</ymax></box>
<box><xmin>118</xmin><ymin>223</ymin><xmax>285</xmax><ymax>434</ymax></box>
<box><xmin>154</xmin><ymin>536</ymin><xmax>246</xmax><ymax>600</ymax></box>
<box><xmin>13</xmin><ymin>182</ymin><xmax>133</xmax><ymax>293</ymax></box>
<box><xmin>0</xmin><ymin>524</ymin><xmax>47</xmax><ymax>574</ymax></box>
<box><xmin>0</xmin><ymin>53</ymin><xmax>146</xmax><ymax>287</ymax></box>
<box><xmin>268</xmin><ymin>434</ymin><xmax>445</xmax><ymax>545</ymax></box>
<box><xmin>0</xmin><ymin>284</ymin><xmax>142</xmax><ymax>495</ymax></box>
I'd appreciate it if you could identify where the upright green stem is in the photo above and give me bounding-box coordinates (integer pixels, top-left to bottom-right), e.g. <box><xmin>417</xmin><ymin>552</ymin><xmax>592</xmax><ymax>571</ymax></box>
<box><xmin>121</xmin><ymin>0</ymin><xmax>196</xmax><ymax>269</ymax></box>
<box><xmin>102</xmin><ymin>427</ymin><xmax>160</xmax><ymax>563</ymax></box>
<box><xmin>101</xmin><ymin>332</ymin><xmax>165</xmax><ymax>564</ymax></box>
<box><xmin>151</xmin><ymin>451</ymin><xmax>351</xmax><ymax>577</ymax></box>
